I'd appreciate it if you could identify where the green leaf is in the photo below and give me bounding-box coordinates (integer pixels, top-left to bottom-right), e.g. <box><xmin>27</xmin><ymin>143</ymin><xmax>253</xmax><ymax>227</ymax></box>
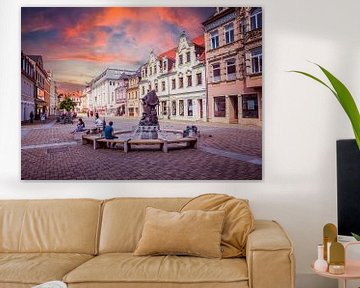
<box><xmin>351</xmin><ymin>232</ymin><xmax>360</xmax><ymax>241</ymax></box>
<box><xmin>289</xmin><ymin>64</ymin><xmax>360</xmax><ymax>150</ymax></box>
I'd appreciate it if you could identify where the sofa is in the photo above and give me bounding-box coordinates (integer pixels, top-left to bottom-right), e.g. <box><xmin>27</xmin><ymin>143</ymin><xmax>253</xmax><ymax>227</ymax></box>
<box><xmin>0</xmin><ymin>197</ymin><xmax>295</xmax><ymax>288</ymax></box>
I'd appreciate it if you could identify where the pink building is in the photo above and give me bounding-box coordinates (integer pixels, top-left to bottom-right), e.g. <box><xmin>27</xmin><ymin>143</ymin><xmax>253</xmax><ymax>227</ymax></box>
<box><xmin>203</xmin><ymin>7</ymin><xmax>262</xmax><ymax>125</ymax></box>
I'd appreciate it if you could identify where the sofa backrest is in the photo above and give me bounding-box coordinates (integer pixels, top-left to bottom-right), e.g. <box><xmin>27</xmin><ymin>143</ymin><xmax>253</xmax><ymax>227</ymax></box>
<box><xmin>0</xmin><ymin>199</ymin><xmax>102</xmax><ymax>255</ymax></box>
<box><xmin>99</xmin><ymin>197</ymin><xmax>190</xmax><ymax>253</ymax></box>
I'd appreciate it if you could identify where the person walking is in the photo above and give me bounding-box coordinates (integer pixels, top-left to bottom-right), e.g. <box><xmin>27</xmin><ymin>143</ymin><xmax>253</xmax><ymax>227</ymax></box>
<box><xmin>29</xmin><ymin>111</ymin><xmax>34</xmax><ymax>124</ymax></box>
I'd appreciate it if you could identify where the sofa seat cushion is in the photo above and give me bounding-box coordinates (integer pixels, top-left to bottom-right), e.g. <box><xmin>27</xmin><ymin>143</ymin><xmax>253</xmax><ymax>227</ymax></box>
<box><xmin>64</xmin><ymin>253</ymin><xmax>248</xmax><ymax>286</ymax></box>
<box><xmin>0</xmin><ymin>253</ymin><xmax>93</xmax><ymax>285</ymax></box>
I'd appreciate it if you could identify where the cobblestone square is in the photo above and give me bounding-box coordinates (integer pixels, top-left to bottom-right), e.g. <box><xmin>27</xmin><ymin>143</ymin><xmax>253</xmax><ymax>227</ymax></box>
<box><xmin>21</xmin><ymin>117</ymin><xmax>262</xmax><ymax>180</ymax></box>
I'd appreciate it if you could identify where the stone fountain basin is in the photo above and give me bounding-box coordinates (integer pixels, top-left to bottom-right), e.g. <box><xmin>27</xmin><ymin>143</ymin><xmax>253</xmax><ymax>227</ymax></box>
<box><xmin>82</xmin><ymin>129</ymin><xmax>197</xmax><ymax>153</ymax></box>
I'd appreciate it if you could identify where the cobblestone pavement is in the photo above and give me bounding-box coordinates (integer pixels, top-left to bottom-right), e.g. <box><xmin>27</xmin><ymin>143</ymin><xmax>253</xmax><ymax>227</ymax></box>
<box><xmin>21</xmin><ymin>116</ymin><xmax>262</xmax><ymax>180</ymax></box>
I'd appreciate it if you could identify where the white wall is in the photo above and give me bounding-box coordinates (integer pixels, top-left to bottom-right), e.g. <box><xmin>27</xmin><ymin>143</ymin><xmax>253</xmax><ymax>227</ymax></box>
<box><xmin>1</xmin><ymin>0</ymin><xmax>360</xmax><ymax>287</ymax></box>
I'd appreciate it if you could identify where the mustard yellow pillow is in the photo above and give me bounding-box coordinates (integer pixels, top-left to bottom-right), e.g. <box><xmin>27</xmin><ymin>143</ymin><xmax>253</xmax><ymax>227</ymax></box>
<box><xmin>181</xmin><ymin>194</ymin><xmax>254</xmax><ymax>258</ymax></box>
<box><xmin>134</xmin><ymin>207</ymin><xmax>225</xmax><ymax>258</ymax></box>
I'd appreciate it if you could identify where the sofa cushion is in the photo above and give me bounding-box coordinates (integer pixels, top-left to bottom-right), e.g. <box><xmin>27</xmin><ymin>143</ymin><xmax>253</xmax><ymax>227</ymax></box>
<box><xmin>134</xmin><ymin>207</ymin><xmax>225</xmax><ymax>258</ymax></box>
<box><xmin>99</xmin><ymin>198</ymin><xmax>190</xmax><ymax>253</ymax></box>
<box><xmin>181</xmin><ymin>194</ymin><xmax>254</xmax><ymax>258</ymax></box>
<box><xmin>0</xmin><ymin>253</ymin><xmax>93</xmax><ymax>285</ymax></box>
<box><xmin>0</xmin><ymin>199</ymin><xmax>102</xmax><ymax>254</ymax></box>
<box><xmin>63</xmin><ymin>253</ymin><xmax>248</xmax><ymax>285</ymax></box>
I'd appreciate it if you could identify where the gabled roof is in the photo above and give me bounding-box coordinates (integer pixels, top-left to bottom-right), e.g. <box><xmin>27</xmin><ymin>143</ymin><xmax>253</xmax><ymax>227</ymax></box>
<box><xmin>159</xmin><ymin>48</ymin><xmax>177</xmax><ymax>60</ymax></box>
<box><xmin>192</xmin><ymin>35</ymin><xmax>205</xmax><ymax>48</ymax></box>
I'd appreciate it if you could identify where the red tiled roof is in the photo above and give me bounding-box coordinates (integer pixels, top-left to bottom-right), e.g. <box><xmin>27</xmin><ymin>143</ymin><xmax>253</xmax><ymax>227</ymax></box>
<box><xmin>192</xmin><ymin>35</ymin><xmax>205</xmax><ymax>47</ymax></box>
<box><xmin>158</xmin><ymin>48</ymin><xmax>177</xmax><ymax>60</ymax></box>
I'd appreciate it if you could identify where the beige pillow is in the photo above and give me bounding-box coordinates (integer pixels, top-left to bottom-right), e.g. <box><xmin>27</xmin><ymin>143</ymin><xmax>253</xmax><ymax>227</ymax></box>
<box><xmin>181</xmin><ymin>193</ymin><xmax>254</xmax><ymax>258</ymax></box>
<box><xmin>134</xmin><ymin>207</ymin><xmax>225</xmax><ymax>258</ymax></box>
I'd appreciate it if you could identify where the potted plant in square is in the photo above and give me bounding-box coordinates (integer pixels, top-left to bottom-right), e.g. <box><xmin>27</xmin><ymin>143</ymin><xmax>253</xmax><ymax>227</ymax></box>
<box><xmin>290</xmin><ymin>63</ymin><xmax>360</xmax><ymax>240</ymax></box>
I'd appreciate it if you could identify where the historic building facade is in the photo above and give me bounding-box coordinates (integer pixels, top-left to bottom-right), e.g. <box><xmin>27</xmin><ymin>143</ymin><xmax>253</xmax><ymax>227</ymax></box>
<box><xmin>127</xmin><ymin>70</ymin><xmax>141</xmax><ymax>117</ymax></box>
<box><xmin>29</xmin><ymin>55</ymin><xmax>48</xmax><ymax>119</ymax></box>
<box><xmin>139</xmin><ymin>33</ymin><xmax>207</xmax><ymax>121</ymax></box>
<box><xmin>114</xmin><ymin>74</ymin><xmax>130</xmax><ymax>116</ymax></box>
<box><xmin>47</xmin><ymin>71</ymin><xmax>58</xmax><ymax>117</ymax></box>
<box><xmin>86</xmin><ymin>68</ymin><xmax>135</xmax><ymax>115</ymax></box>
<box><xmin>203</xmin><ymin>7</ymin><xmax>262</xmax><ymax>125</ymax></box>
<box><xmin>21</xmin><ymin>52</ymin><xmax>36</xmax><ymax>122</ymax></box>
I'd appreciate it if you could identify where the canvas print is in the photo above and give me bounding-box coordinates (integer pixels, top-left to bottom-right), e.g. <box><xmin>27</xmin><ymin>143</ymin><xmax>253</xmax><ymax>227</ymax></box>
<box><xmin>21</xmin><ymin>7</ymin><xmax>262</xmax><ymax>180</ymax></box>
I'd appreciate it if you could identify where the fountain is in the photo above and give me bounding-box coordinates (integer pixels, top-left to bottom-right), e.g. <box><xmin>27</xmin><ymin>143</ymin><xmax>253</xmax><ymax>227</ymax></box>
<box><xmin>82</xmin><ymin>90</ymin><xmax>198</xmax><ymax>152</ymax></box>
<box><xmin>133</xmin><ymin>90</ymin><xmax>160</xmax><ymax>140</ymax></box>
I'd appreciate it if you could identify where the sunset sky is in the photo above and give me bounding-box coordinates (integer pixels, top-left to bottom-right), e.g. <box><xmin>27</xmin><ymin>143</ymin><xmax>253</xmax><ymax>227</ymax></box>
<box><xmin>21</xmin><ymin>7</ymin><xmax>215</xmax><ymax>92</ymax></box>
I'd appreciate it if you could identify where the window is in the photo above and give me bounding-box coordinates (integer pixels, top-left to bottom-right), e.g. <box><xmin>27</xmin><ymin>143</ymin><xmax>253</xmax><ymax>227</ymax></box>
<box><xmin>196</xmin><ymin>72</ymin><xmax>202</xmax><ymax>85</ymax></box>
<box><xmin>172</xmin><ymin>101</ymin><xmax>176</xmax><ymax>115</ymax></box>
<box><xmin>155</xmin><ymin>83</ymin><xmax>158</xmax><ymax>92</ymax></box>
<box><xmin>142</xmin><ymin>86</ymin><xmax>145</xmax><ymax>95</ymax></box>
<box><xmin>187</xmin><ymin>75</ymin><xmax>192</xmax><ymax>87</ymax></box>
<box><xmin>212</xmin><ymin>63</ymin><xmax>221</xmax><ymax>82</ymax></box>
<box><xmin>179</xmin><ymin>77</ymin><xmax>184</xmax><ymax>88</ymax></box>
<box><xmin>172</xmin><ymin>79</ymin><xmax>176</xmax><ymax>90</ymax></box>
<box><xmin>162</xmin><ymin>101</ymin><xmax>167</xmax><ymax>115</ymax></box>
<box><xmin>163</xmin><ymin>61</ymin><xmax>167</xmax><ymax>71</ymax></box>
<box><xmin>242</xmin><ymin>94</ymin><xmax>258</xmax><ymax>118</ymax></box>
<box><xmin>214</xmin><ymin>96</ymin><xmax>226</xmax><ymax>117</ymax></box>
<box><xmin>224</xmin><ymin>23</ymin><xmax>234</xmax><ymax>44</ymax></box>
<box><xmin>250</xmin><ymin>8</ymin><xmax>262</xmax><ymax>30</ymax></box>
<box><xmin>112</xmin><ymin>92</ymin><xmax>114</xmax><ymax>102</ymax></box>
<box><xmin>186</xmin><ymin>52</ymin><xmax>191</xmax><ymax>63</ymax></box>
<box><xmin>154</xmin><ymin>65</ymin><xmax>157</xmax><ymax>74</ymax></box>
<box><xmin>162</xmin><ymin>81</ymin><xmax>166</xmax><ymax>91</ymax></box>
<box><xmin>179</xmin><ymin>54</ymin><xmax>183</xmax><ymax>66</ymax></box>
<box><xmin>226</xmin><ymin>58</ymin><xmax>236</xmax><ymax>80</ymax></box>
<box><xmin>210</xmin><ymin>30</ymin><xmax>219</xmax><ymax>49</ymax></box>
<box><xmin>251</xmin><ymin>47</ymin><xmax>262</xmax><ymax>74</ymax></box>
<box><xmin>179</xmin><ymin>100</ymin><xmax>184</xmax><ymax>116</ymax></box>
<box><xmin>148</xmin><ymin>84</ymin><xmax>151</xmax><ymax>92</ymax></box>
<box><xmin>187</xmin><ymin>99</ymin><xmax>193</xmax><ymax>116</ymax></box>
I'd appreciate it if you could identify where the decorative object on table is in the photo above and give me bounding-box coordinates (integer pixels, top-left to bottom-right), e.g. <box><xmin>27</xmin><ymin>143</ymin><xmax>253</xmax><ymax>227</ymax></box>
<box><xmin>328</xmin><ymin>242</ymin><xmax>345</xmax><ymax>275</ymax></box>
<box><xmin>289</xmin><ymin>63</ymin><xmax>360</xmax><ymax>150</ymax></box>
<box><xmin>32</xmin><ymin>281</ymin><xmax>67</xmax><ymax>288</ymax></box>
<box><xmin>314</xmin><ymin>244</ymin><xmax>328</xmax><ymax>272</ymax></box>
<box><xmin>323</xmin><ymin>223</ymin><xmax>337</xmax><ymax>262</ymax></box>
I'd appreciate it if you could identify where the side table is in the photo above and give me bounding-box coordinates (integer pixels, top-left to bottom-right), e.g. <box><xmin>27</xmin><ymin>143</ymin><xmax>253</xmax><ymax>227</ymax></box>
<box><xmin>311</xmin><ymin>242</ymin><xmax>360</xmax><ymax>288</ymax></box>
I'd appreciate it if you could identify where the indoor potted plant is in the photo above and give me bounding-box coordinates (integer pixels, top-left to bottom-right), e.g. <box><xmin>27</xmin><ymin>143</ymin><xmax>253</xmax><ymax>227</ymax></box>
<box><xmin>290</xmin><ymin>63</ymin><xmax>360</xmax><ymax>240</ymax></box>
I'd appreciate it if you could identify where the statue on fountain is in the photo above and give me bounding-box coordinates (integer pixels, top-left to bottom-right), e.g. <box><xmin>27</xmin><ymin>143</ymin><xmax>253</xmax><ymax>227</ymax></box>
<box><xmin>139</xmin><ymin>90</ymin><xmax>159</xmax><ymax>127</ymax></box>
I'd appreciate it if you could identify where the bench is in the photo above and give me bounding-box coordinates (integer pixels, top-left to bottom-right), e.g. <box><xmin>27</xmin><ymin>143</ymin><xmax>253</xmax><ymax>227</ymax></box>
<box><xmin>82</xmin><ymin>135</ymin><xmax>104</xmax><ymax>150</ymax></box>
<box><xmin>95</xmin><ymin>138</ymin><xmax>131</xmax><ymax>152</ymax></box>
<box><xmin>160</xmin><ymin>137</ymin><xmax>197</xmax><ymax>153</ymax></box>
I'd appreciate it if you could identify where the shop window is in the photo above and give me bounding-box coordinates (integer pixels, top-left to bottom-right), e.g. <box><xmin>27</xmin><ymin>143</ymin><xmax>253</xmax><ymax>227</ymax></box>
<box><xmin>172</xmin><ymin>101</ymin><xmax>176</xmax><ymax>115</ymax></box>
<box><xmin>214</xmin><ymin>96</ymin><xmax>226</xmax><ymax>117</ymax></box>
<box><xmin>187</xmin><ymin>99</ymin><xmax>193</xmax><ymax>116</ymax></box>
<box><xmin>242</xmin><ymin>94</ymin><xmax>259</xmax><ymax>118</ymax></box>
<box><xmin>179</xmin><ymin>100</ymin><xmax>184</xmax><ymax>116</ymax></box>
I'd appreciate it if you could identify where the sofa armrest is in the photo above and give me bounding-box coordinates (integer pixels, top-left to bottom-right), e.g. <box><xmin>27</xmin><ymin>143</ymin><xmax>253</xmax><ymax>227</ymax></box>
<box><xmin>246</xmin><ymin>220</ymin><xmax>295</xmax><ymax>288</ymax></box>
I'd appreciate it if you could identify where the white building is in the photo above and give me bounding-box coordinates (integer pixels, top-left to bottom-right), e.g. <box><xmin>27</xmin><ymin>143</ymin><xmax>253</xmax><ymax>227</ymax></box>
<box><xmin>139</xmin><ymin>33</ymin><xmax>207</xmax><ymax>121</ymax></box>
<box><xmin>47</xmin><ymin>71</ymin><xmax>58</xmax><ymax>116</ymax></box>
<box><xmin>87</xmin><ymin>68</ymin><xmax>135</xmax><ymax>115</ymax></box>
<box><xmin>21</xmin><ymin>52</ymin><xmax>35</xmax><ymax>122</ymax></box>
